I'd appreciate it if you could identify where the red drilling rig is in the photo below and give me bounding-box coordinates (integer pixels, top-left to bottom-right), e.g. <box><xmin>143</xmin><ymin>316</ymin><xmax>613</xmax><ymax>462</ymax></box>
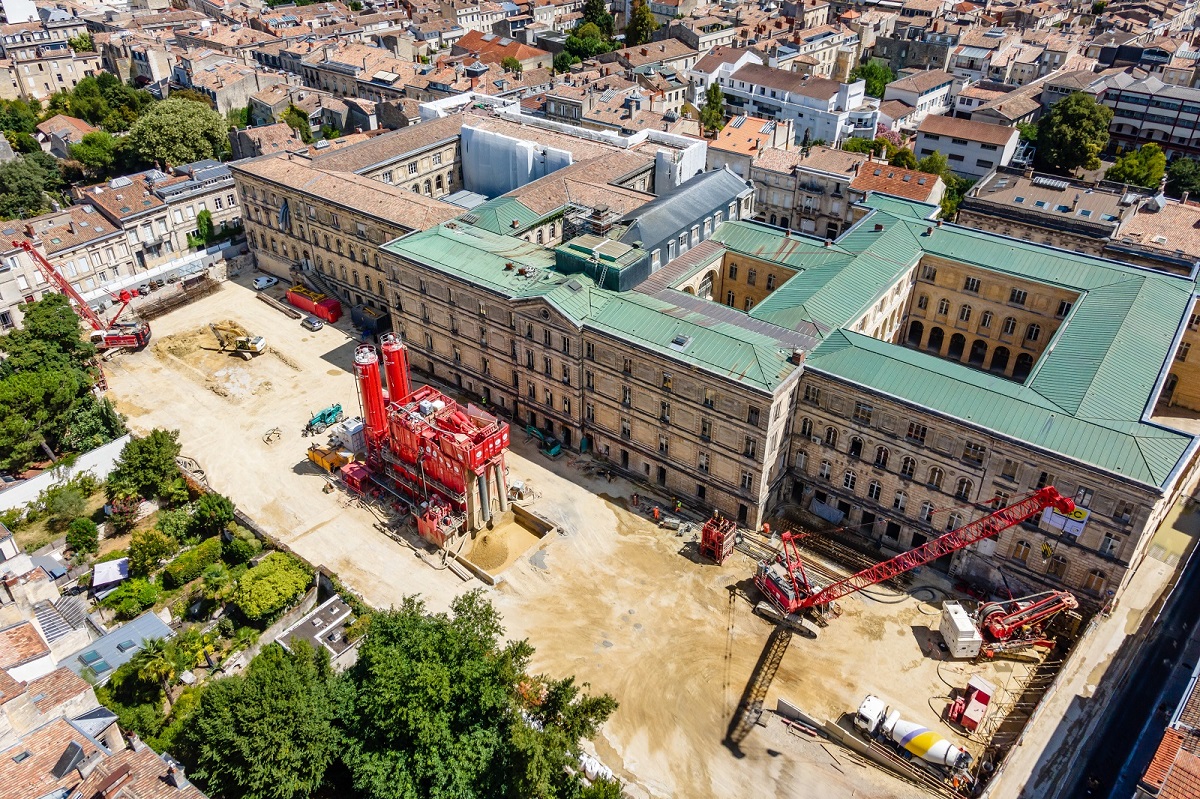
<box><xmin>11</xmin><ymin>239</ymin><xmax>151</xmax><ymax>350</ymax></box>
<box><xmin>352</xmin><ymin>333</ymin><xmax>511</xmax><ymax>546</ymax></box>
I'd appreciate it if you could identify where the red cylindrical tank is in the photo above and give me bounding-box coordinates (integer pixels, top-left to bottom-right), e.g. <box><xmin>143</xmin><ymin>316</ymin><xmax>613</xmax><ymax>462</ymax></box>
<box><xmin>380</xmin><ymin>333</ymin><xmax>411</xmax><ymax>405</ymax></box>
<box><xmin>354</xmin><ymin>345</ymin><xmax>388</xmax><ymax>447</ymax></box>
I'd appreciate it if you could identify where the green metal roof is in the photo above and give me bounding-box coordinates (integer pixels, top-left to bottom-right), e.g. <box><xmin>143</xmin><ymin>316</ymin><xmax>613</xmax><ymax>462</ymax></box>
<box><xmin>388</xmin><ymin>200</ymin><xmax>1200</xmax><ymax>487</ymax></box>
<box><xmin>807</xmin><ymin>330</ymin><xmax>1191</xmax><ymax>487</ymax></box>
<box><xmin>385</xmin><ymin>223</ymin><xmax>802</xmax><ymax>392</ymax></box>
<box><xmin>458</xmin><ymin>196</ymin><xmax>544</xmax><ymax>235</ymax></box>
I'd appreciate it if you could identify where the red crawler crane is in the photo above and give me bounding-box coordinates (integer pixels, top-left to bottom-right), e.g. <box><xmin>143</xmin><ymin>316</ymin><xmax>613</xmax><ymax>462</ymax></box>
<box><xmin>11</xmin><ymin>239</ymin><xmax>150</xmax><ymax>350</ymax></box>
<box><xmin>755</xmin><ymin>487</ymin><xmax>1076</xmax><ymax>617</ymax></box>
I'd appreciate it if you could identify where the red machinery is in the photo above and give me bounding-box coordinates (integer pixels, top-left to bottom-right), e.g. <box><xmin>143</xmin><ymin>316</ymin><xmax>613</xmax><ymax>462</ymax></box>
<box><xmin>755</xmin><ymin>487</ymin><xmax>1076</xmax><ymax>617</ymax></box>
<box><xmin>11</xmin><ymin>239</ymin><xmax>151</xmax><ymax>350</ymax></box>
<box><xmin>352</xmin><ymin>340</ymin><xmax>511</xmax><ymax>545</ymax></box>
<box><xmin>978</xmin><ymin>590</ymin><xmax>1079</xmax><ymax>642</ymax></box>
<box><xmin>285</xmin><ymin>284</ymin><xmax>342</xmax><ymax>322</ymax></box>
<box><xmin>700</xmin><ymin>514</ymin><xmax>738</xmax><ymax>564</ymax></box>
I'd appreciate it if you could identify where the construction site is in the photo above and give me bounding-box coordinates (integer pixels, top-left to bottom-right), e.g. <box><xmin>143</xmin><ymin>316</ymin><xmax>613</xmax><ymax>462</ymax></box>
<box><xmin>94</xmin><ymin>274</ymin><xmax>1191</xmax><ymax>799</ymax></box>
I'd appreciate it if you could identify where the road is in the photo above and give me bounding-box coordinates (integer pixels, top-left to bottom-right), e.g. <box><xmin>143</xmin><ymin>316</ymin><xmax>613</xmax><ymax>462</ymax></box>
<box><xmin>1061</xmin><ymin>540</ymin><xmax>1200</xmax><ymax>799</ymax></box>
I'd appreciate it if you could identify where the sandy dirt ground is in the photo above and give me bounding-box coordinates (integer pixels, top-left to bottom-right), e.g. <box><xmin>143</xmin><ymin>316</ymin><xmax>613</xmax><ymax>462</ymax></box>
<box><xmin>105</xmin><ymin>277</ymin><xmax>1027</xmax><ymax>799</ymax></box>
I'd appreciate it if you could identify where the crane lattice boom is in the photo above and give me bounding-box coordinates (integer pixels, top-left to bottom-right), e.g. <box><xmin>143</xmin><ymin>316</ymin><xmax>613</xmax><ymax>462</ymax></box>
<box><xmin>764</xmin><ymin>487</ymin><xmax>1075</xmax><ymax>615</ymax></box>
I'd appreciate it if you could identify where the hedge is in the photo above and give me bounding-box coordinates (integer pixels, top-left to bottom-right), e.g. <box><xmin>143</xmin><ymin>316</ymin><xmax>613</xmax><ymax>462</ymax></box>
<box><xmin>232</xmin><ymin>552</ymin><xmax>311</xmax><ymax>622</ymax></box>
<box><xmin>163</xmin><ymin>536</ymin><xmax>223</xmax><ymax>588</ymax></box>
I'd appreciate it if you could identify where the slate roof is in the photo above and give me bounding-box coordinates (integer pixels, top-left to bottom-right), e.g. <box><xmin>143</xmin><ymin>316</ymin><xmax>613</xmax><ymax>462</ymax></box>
<box><xmin>63</xmin><ymin>612</ymin><xmax>172</xmax><ymax>684</ymax></box>
<box><xmin>616</xmin><ymin>168</ymin><xmax>750</xmax><ymax>249</ymax></box>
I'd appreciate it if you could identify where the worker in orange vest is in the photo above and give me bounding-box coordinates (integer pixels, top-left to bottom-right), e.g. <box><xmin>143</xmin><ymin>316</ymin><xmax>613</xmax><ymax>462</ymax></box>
<box><xmin>762</xmin><ymin>522</ymin><xmax>771</xmax><ymax>537</ymax></box>
<box><xmin>653</xmin><ymin>506</ymin><xmax>661</xmax><ymax>522</ymax></box>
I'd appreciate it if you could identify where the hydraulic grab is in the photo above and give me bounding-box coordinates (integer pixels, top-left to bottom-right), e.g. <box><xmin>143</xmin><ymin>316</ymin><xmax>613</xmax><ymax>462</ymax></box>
<box><xmin>11</xmin><ymin>239</ymin><xmax>151</xmax><ymax>350</ymax></box>
<box><xmin>978</xmin><ymin>590</ymin><xmax>1079</xmax><ymax>642</ymax></box>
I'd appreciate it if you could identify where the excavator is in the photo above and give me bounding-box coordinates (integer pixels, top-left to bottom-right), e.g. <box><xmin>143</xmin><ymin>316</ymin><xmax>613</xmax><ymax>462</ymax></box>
<box><xmin>11</xmin><ymin>239</ymin><xmax>151</xmax><ymax>351</ymax></box>
<box><xmin>727</xmin><ymin>487</ymin><xmax>1076</xmax><ymax>749</ymax></box>
<box><xmin>209</xmin><ymin>323</ymin><xmax>266</xmax><ymax>360</ymax></box>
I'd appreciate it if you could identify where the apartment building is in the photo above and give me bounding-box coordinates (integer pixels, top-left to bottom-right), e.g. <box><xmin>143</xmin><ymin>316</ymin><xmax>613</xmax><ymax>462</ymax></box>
<box><xmin>749</xmin><ymin>145</ymin><xmax>866</xmax><ymax>237</ymax></box>
<box><xmin>914</xmin><ymin>114</ymin><xmax>1019</xmax><ymax>178</ymax></box>
<box><xmin>1097</xmin><ymin>71</ymin><xmax>1200</xmax><ymax>160</ymax></box>
<box><xmin>718</xmin><ymin>63</ymin><xmax>879</xmax><ymax>146</ymax></box>
<box><xmin>882</xmin><ymin>68</ymin><xmax>957</xmax><ymax>123</ymax></box>
<box><xmin>956</xmin><ymin>167</ymin><xmax>1200</xmax><ymax>275</ymax></box>
<box><xmin>686</xmin><ymin>45</ymin><xmax>761</xmax><ymax>105</ymax></box>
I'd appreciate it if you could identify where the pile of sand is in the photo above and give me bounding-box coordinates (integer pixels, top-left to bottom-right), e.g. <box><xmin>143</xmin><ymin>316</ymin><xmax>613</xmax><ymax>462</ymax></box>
<box><xmin>468</xmin><ymin>533</ymin><xmax>510</xmax><ymax>570</ymax></box>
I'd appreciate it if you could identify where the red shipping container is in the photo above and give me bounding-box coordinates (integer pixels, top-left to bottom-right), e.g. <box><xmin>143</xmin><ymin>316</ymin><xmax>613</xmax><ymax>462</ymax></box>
<box><xmin>286</xmin><ymin>285</ymin><xmax>343</xmax><ymax>323</ymax></box>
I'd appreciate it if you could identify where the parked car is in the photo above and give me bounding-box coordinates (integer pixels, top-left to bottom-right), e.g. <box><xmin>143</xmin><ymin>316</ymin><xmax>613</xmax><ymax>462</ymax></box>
<box><xmin>301</xmin><ymin>315</ymin><xmax>324</xmax><ymax>331</ymax></box>
<box><xmin>136</xmin><ymin>284</ymin><xmax>151</xmax><ymax>296</ymax></box>
<box><xmin>253</xmin><ymin>276</ymin><xmax>279</xmax><ymax>290</ymax></box>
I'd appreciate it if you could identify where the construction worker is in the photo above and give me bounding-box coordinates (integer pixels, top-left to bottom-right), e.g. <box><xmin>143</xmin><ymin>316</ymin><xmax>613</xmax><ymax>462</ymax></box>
<box><xmin>652</xmin><ymin>505</ymin><xmax>661</xmax><ymax>522</ymax></box>
<box><xmin>762</xmin><ymin>522</ymin><xmax>771</xmax><ymax>537</ymax></box>
<box><xmin>674</xmin><ymin>498</ymin><xmax>682</xmax><ymax>514</ymax></box>
<box><xmin>631</xmin><ymin>493</ymin><xmax>639</xmax><ymax>508</ymax></box>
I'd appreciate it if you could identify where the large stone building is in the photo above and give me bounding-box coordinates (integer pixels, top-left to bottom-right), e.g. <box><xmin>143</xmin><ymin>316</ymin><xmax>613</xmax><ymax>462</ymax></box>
<box><xmin>235</xmin><ymin>102</ymin><xmax>1200</xmax><ymax>610</ymax></box>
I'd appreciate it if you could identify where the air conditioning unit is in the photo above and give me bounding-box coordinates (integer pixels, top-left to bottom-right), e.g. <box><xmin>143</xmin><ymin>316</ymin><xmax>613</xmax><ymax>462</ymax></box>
<box><xmin>810</xmin><ymin>435</ymin><xmax>821</xmax><ymax>443</ymax></box>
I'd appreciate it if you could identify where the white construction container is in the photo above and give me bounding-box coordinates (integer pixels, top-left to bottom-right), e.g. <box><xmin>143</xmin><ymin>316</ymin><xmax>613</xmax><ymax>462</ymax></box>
<box><xmin>331</xmin><ymin>417</ymin><xmax>366</xmax><ymax>453</ymax></box>
<box><xmin>939</xmin><ymin>601</ymin><xmax>982</xmax><ymax>659</ymax></box>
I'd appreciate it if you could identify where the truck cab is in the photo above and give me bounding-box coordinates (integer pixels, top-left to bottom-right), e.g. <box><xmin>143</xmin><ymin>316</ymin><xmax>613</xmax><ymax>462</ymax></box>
<box><xmin>855</xmin><ymin>695</ymin><xmax>887</xmax><ymax>735</ymax></box>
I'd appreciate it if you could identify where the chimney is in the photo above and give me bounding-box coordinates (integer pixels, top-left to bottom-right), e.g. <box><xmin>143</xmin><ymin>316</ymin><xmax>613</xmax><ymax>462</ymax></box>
<box><xmin>789</xmin><ymin>348</ymin><xmax>806</xmax><ymax>364</ymax></box>
<box><xmin>166</xmin><ymin>763</ymin><xmax>191</xmax><ymax>789</ymax></box>
<box><xmin>1184</xmin><ymin>191</ymin><xmax>1191</xmax><ymax>203</ymax></box>
<box><xmin>925</xmin><ymin>226</ymin><xmax>934</xmax><ymax>235</ymax></box>
<box><xmin>873</xmin><ymin>223</ymin><xmax>884</xmax><ymax>231</ymax></box>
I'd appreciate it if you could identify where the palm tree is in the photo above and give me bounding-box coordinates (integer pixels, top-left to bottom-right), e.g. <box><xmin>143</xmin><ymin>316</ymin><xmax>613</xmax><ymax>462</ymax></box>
<box><xmin>132</xmin><ymin>637</ymin><xmax>177</xmax><ymax>708</ymax></box>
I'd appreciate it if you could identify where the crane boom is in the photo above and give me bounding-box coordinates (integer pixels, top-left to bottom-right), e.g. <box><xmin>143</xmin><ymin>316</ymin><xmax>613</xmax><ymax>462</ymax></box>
<box><xmin>11</xmin><ymin>239</ymin><xmax>105</xmax><ymax>330</ymax></box>
<box><xmin>757</xmin><ymin>487</ymin><xmax>1075</xmax><ymax>615</ymax></box>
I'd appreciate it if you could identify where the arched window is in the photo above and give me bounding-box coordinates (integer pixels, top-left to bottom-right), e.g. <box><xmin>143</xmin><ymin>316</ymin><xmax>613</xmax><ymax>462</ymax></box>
<box><xmin>801</xmin><ymin>417</ymin><xmax>813</xmax><ymax>437</ymax></box>
<box><xmin>843</xmin><ymin>471</ymin><xmax>857</xmax><ymax>491</ymax></box>
<box><xmin>1084</xmin><ymin>569</ymin><xmax>1106</xmax><ymax>593</ymax></box>
<box><xmin>917</xmin><ymin>294</ymin><xmax>929</xmax><ymax>310</ymax></box>
<box><xmin>352</xmin><ymin>270</ymin><xmax>359</xmax><ymax>287</ymax></box>
<box><xmin>819</xmin><ymin>461</ymin><xmax>831</xmax><ymax>479</ymax></box>
<box><xmin>1012</xmin><ymin>540</ymin><xmax>1031</xmax><ymax>562</ymax></box>
<box><xmin>824</xmin><ymin>427</ymin><xmax>839</xmax><ymax>447</ymax></box>
<box><xmin>955</xmin><ymin>478</ymin><xmax>972</xmax><ymax>500</ymax></box>
<box><xmin>928</xmin><ymin>467</ymin><xmax>944</xmax><ymax>489</ymax></box>
<box><xmin>900</xmin><ymin>457</ymin><xmax>916</xmax><ymax>478</ymax></box>
<box><xmin>937</xmin><ymin>298</ymin><xmax>950</xmax><ymax>315</ymax></box>
<box><xmin>436</xmin><ymin>174</ymin><xmax>444</xmax><ymax>191</ymax></box>
<box><xmin>946</xmin><ymin>511</ymin><xmax>962</xmax><ymax>530</ymax></box>
<box><xmin>1002</xmin><ymin>316</ymin><xmax>1017</xmax><ymax>335</ymax></box>
<box><xmin>849</xmin><ymin>437</ymin><xmax>863</xmax><ymax>458</ymax></box>
<box><xmin>336</xmin><ymin>239</ymin><xmax>343</xmax><ymax>255</ymax></box>
<box><xmin>980</xmin><ymin>310</ymin><xmax>993</xmax><ymax>328</ymax></box>
<box><xmin>920</xmin><ymin>500</ymin><xmax>934</xmax><ymax>522</ymax></box>
<box><xmin>1026</xmin><ymin>323</ymin><xmax>1041</xmax><ymax>342</ymax></box>
<box><xmin>868</xmin><ymin>480</ymin><xmax>882</xmax><ymax>501</ymax></box>
<box><xmin>424</xmin><ymin>179</ymin><xmax>432</xmax><ymax>195</ymax></box>
<box><xmin>874</xmin><ymin>446</ymin><xmax>889</xmax><ymax>468</ymax></box>
<box><xmin>959</xmin><ymin>304</ymin><xmax>972</xmax><ymax>322</ymax></box>
<box><xmin>1047</xmin><ymin>555</ymin><xmax>1068</xmax><ymax>578</ymax></box>
<box><xmin>893</xmin><ymin>491</ymin><xmax>907</xmax><ymax>511</ymax></box>
<box><xmin>412</xmin><ymin>184</ymin><xmax>419</xmax><ymax>193</ymax></box>
<box><xmin>361</xmin><ymin>250</ymin><xmax>369</xmax><ymax>265</ymax></box>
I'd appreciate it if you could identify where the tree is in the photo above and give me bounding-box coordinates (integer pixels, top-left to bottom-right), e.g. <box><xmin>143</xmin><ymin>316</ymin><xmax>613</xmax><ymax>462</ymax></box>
<box><xmin>232</xmin><ymin>552</ymin><xmax>311</xmax><ymax>622</ymax></box>
<box><xmin>889</xmin><ymin>148</ymin><xmax>918</xmax><ymax>169</ymax></box>
<box><xmin>281</xmin><ymin>104</ymin><xmax>313</xmax><ymax>144</ymax></box>
<box><xmin>849</xmin><ymin>61</ymin><xmax>894</xmax><ymax>98</ymax></box>
<box><xmin>189</xmin><ymin>492</ymin><xmax>234</xmax><ymax>538</ymax></box>
<box><xmin>698</xmin><ymin>82</ymin><xmax>725</xmax><ymax>134</ymax></box>
<box><xmin>107</xmin><ymin>429</ymin><xmax>183</xmax><ymax>501</ymax></box>
<box><xmin>2</xmin><ymin>292</ymin><xmax>94</xmax><ymax>374</ymax></box>
<box><xmin>178</xmin><ymin>642</ymin><xmax>337</xmax><ymax>799</ymax></box>
<box><xmin>1016</xmin><ymin>120</ymin><xmax>1039</xmax><ymax>143</ymax></box>
<box><xmin>625</xmin><ymin>0</ymin><xmax>658</xmax><ymax>47</ymax></box>
<box><xmin>46</xmin><ymin>485</ymin><xmax>87</xmax><ymax>529</ymax></box>
<box><xmin>1167</xmin><ymin>157</ymin><xmax>1200</xmax><ymax>199</ymax></box>
<box><xmin>101</xmin><ymin>578</ymin><xmax>160</xmax><ymax>619</ymax></box>
<box><xmin>842</xmin><ymin>136</ymin><xmax>884</xmax><ymax>156</ymax></box>
<box><xmin>1105</xmin><ymin>143</ymin><xmax>1167</xmax><ymax>188</ymax></box>
<box><xmin>917</xmin><ymin>150</ymin><xmax>953</xmax><ymax>182</ymax></box>
<box><xmin>0</xmin><ymin>156</ymin><xmax>53</xmax><ymax>219</ymax></box>
<box><xmin>553</xmin><ymin>51</ymin><xmax>579</xmax><ymax>73</ymax></box>
<box><xmin>339</xmin><ymin>592</ymin><xmax>618</xmax><ymax>799</ymax></box>
<box><xmin>66</xmin><ymin>517</ymin><xmax>99</xmax><ymax>554</ymax></box>
<box><xmin>500</xmin><ymin>56</ymin><xmax>523</xmax><ymax>74</ymax></box>
<box><xmin>61</xmin><ymin>395</ymin><xmax>127</xmax><ymax>452</ymax></box>
<box><xmin>564</xmin><ymin>22</ymin><xmax>615</xmax><ymax>61</ymax></box>
<box><xmin>195</xmin><ymin>208</ymin><xmax>214</xmax><ymax>243</ymax></box>
<box><xmin>0</xmin><ymin>99</ymin><xmax>39</xmax><ymax>134</ymax></box>
<box><xmin>70</xmin><ymin>131</ymin><xmax>120</xmax><ymax>178</ymax></box>
<box><xmin>6</xmin><ymin>131</ymin><xmax>38</xmax><ymax>153</ymax></box>
<box><xmin>581</xmin><ymin>0</ymin><xmax>615</xmax><ymax>36</ymax></box>
<box><xmin>1092</xmin><ymin>0</ymin><xmax>1107</xmax><ymax>12</ymax></box>
<box><xmin>125</xmin><ymin>98</ymin><xmax>228</xmax><ymax>169</ymax></box>
<box><xmin>129</xmin><ymin>525</ymin><xmax>177</xmax><ymax>576</ymax></box>
<box><xmin>1035</xmin><ymin>92</ymin><xmax>1113</xmax><ymax>174</ymax></box>
<box><xmin>169</xmin><ymin>88</ymin><xmax>215</xmax><ymax>108</ymax></box>
<box><xmin>132</xmin><ymin>638</ymin><xmax>178</xmax><ymax>708</ymax></box>
<box><xmin>223</xmin><ymin>524</ymin><xmax>262</xmax><ymax>564</ymax></box>
<box><xmin>67</xmin><ymin>33</ymin><xmax>94</xmax><ymax>52</ymax></box>
<box><xmin>0</xmin><ymin>367</ymin><xmax>85</xmax><ymax>470</ymax></box>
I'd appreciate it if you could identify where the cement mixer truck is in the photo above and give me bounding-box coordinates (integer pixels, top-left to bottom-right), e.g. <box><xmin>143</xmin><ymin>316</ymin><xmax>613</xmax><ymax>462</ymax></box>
<box><xmin>854</xmin><ymin>695</ymin><xmax>972</xmax><ymax>776</ymax></box>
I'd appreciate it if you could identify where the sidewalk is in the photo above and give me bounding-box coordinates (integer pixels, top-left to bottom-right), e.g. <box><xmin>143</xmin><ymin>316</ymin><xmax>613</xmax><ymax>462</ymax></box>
<box><xmin>983</xmin><ymin>501</ymin><xmax>1200</xmax><ymax>799</ymax></box>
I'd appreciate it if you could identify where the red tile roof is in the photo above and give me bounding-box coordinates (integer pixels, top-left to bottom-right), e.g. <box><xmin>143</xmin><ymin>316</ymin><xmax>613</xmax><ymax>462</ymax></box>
<box><xmin>0</xmin><ymin>622</ymin><xmax>49</xmax><ymax>670</ymax></box>
<box><xmin>851</xmin><ymin>161</ymin><xmax>944</xmax><ymax>202</ymax></box>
